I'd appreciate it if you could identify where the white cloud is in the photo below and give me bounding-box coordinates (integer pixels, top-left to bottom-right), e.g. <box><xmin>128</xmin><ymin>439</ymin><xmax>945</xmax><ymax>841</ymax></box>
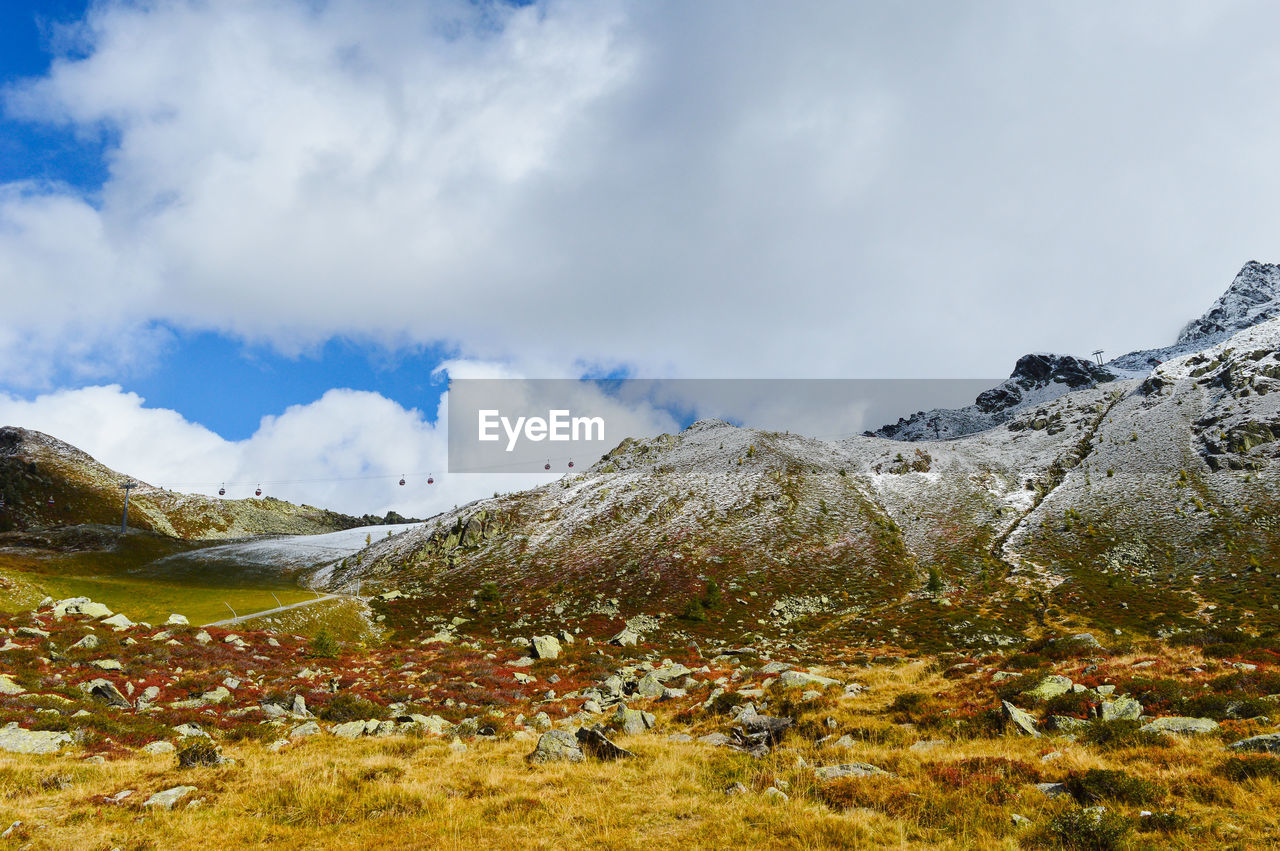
<box><xmin>2</xmin><ymin>0</ymin><xmax>1279</xmax><ymax>386</ymax></box>
<box><xmin>0</xmin><ymin>382</ymin><xmax>540</xmax><ymax>517</ymax></box>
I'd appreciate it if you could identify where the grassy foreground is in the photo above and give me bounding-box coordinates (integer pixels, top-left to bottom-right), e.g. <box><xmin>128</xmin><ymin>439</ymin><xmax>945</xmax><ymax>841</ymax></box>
<box><xmin>1</xmin><ymin>656</ymin><xmax>1278</xmax><ymax>850</ymax></box>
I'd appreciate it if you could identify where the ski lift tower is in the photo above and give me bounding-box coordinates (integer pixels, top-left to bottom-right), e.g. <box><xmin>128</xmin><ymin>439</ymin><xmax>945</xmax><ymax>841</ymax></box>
<box><xmin>119</xmin><ymin>480</ymin><xmax>137</xmax><ymax>534</ymax></box>
<box><xmin>1092</xmin><ymin>349</ymin><xmax>1105</xmax><ymax>367</ymax></box>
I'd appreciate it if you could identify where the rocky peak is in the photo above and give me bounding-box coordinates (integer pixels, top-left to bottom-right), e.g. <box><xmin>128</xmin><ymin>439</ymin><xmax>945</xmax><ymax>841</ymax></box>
<box><xmin>1178</xmin><ymin>261</ymin><xmax>1280</xmax><ymax>345</ymax></box>
<box><xmin>974</xmin><ymin>354</ymin><xmax>1115</xmax><ymax>415</ymax></box>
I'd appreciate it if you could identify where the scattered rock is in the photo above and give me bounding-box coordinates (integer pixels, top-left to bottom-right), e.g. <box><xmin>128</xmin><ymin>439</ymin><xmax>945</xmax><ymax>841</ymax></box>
<box><xmin>776</xmin><ymin>670</ymin><xmax>839</xmax><ymax>689</ymax></box>
<box><xmin>81</xmin><ymin>678</ymin><xmax>131</xmax><ymax>709</ymax></box>
<box><xmin>610</xmin><ymin>629</ymin><xmax>640</xmax><ymax>647</ymax></box>
<box><xmin>1141</xmin><ymin>717</ymin><xmax>1219</xmax><ymax>735</ymax></box>
<box><xmin>0</xmin><ymin>722</ymin><xmax>71</xmax><ymax>754</ymax></box>
<box><xmin>1100</xmin><ymin>696</ymin><xmax>1142</xmax><ymax>722</ymax></box>
<box><xmin>142</xmin><ymin>741</ymin><xmax>176</xmax><ymax>755</ymax></box>
<box><xmin>1001</xmin><ymin>700</ymin><xmax>1041</xmax><ymax>737</ymax></box>
<box><xmin>101</xmin><ymin>613</ymin><xmax>134</xmax><ymax>630</ymax></box>
<box><xmin>763</xmin><ymin>786</ymin><xmax>789</xmax><ymax>802</ymax></box>
<box><xmin>165</xmin><ymin>614</ymin><xmax>189</xmax><ymax>626</ymax></box>
<box><xmin>90</xmin><ymin>659</ymin><xmax>123</xmax><ymax>671</ymax></box>
<box><xmin>1229</xmin><ymin>733</ymin><xmax>1280</xmax><ymax>754</ymax></box>
<box><xmin>613</xmin><ymin>706</ymin><xmax>656</xmax><ymax>735</ymax></box>
<box><xmin>575</xmin><ymin>725</ymin><xmax>634</xmax><ymax>760</ymax></box>
<box><xmin>814</xmin><ymin>762</ymin><xmax>892</xmax><ymax>781</ymax></box>
<box><xmin>288</xmin><ymin>721</ymin><xmax>322</xmax><ymax>739</ymax></box>
<box><xmin>531</xmin><ymin>635</ymin><xmax>561</xmax><ymax>660</ymax></box>
<box><xmin>0</xmin><ymin>676</ymin><xmax>25</xmax><ymax>696</ymax></box>
<box><xmin>527</xmin><ymin>729</ymin><xmax>585</xmax><ymax>763</ymax></box>
<box><xmin>143</xmin><ymin>786</ymin><xmax>197</xmax><ymax>810</ymax></box>
<box><xmin>69</xmin><ymin>633</ymin><xmax>101</xmax><ymax>651</ymax></box>
<box><xmin>1021</xmin><ymin>675</ymin><xmax>1073</xmax><ymax>701</ymax></box>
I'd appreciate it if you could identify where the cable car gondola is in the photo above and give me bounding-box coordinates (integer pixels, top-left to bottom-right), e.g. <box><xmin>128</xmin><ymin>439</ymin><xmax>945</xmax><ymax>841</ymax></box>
<box><xmin>399</xmin><ymin>474</ymin><xmax>406</xmax><ymax>486</ymax></box>
<box><xmin>544</xmin><ymin>460</ymin><xmax>551</xmax><ymax>471</ymax></box>
<box><xmin>568</xmin><ymin>459</ymin><xmax>574</xmax><ymax>468</ymax></box>
<box><xmin>255</xmin><ymin>485</ymin><xmax>262</xmax><ymax>497</ymax></box>
<box><xmin>218</xmin><ymin>484</ymin><xmax>225</xmax><ymax>496</ymax></box>
<box><xmin>427</xmin><ymin>474</ymin><xmax>434</xmax><ymax>485</ymax></box>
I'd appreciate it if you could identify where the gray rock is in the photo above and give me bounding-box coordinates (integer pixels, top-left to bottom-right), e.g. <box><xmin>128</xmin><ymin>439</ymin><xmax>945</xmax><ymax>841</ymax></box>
<box><xmin>1058</xmin><ymin>632</ymin><xmax>1104</xmax><ymax>651</ymax></box>
<box><xmin>776</xmin><ymin>670</ymin><xmax>839</xmax><ymax>690</ymax></box>
<box><xmin>165</xmin><ymin>614</ymin><xmax>189</xmax><ymax>626</ymax></box>
<box><xmin>69</xmin><ymin>633</ymin><xmax>101</xmax><ymax>651</ymax></box>
<box><xmin>0</xmin><ymin>676</ymin><xmax>24</xmax><ymax>696</ymax></box>
<box><xmin>0</xmin><ymin>723</ymin><xmax>71</xmax><ymax>754</ymax></box>
<box><xmin>634</xmin><ymin>674</ymin><xmax>664</xmax><ymax>698</ymax></box>
<box><xmin>613</xmin><ymin>706</ymin><xmax>656</xmax><ymax>735</ymax></box>
<box><xmin>90</xmin><ymin>659</ymin><xmax>123</xmax><ymax>671</ymax></box>
<box><xmin>142</xmin><ymin>741</ymin><xmax>176</xmax><ymax>754</ymax></box>
<box><xmin>288</xmin><ymin>721</ymin><xmax>322</xmax><ymax>739</ymax></box>
<box><xmin>531</xmin><ymin>635</ymin><xmax>561</xmax><ymax>660</ymax></box>
<box><xmin>1045</xmin><ymin>715</ymin><xmax>1090</xmax><ymax>733</ymax></box>
<box><xmin>1100</xmin><ymin>696</ymin><xmax>1142</xmax><ymax>722</ymax></box>
<box><xmin>530</xmin><ymin>712</ymin><xmax>552</xmax><ymax>732</ymax></box>
<box><xmin>101</xmin><ymin>613</ymin><xmax>134</xmax><ymax>630</ymax></box>
<box><xmin>143</xmin><ymin>786</ymin><xmax>196</xmax><ymax>809</ymax></box>
<box><xmin>651</xmin><ymin>663</ymin><xmax>693</xmax><ymax>682</ymax></box>
<box><xmin>1141</xmin><ymin>717</ymin><xmax>1219</xmax><ymax>735</ymax></box>
<box><xmin>814</xmin><ymin>762</ymin><xmax>891</xmax><ymax>781</ymax></box>
<box><xmin>1229</xmin><ymin>733</ymin><xmax>1280</xmax><ymax>754</ymax></box>
<box><xmin>763</xmin><ymin>786</ymin><xmax>789</xmax><ymax>802</ymax></box>
<box><xmin>81</xmin><ymin>678</ymin><xmax>131</xmax><ymax>709</ymax></box>
<box><xmin>527</xmin><ymin>729</ymin><xmax>584</xmax><ymax>763</ymax></box>
<box><xmin>609</xmin><ymin>628</ymin><xmax>640</xmax><ymax>647</ymax></box>
<box><xmin>1001</xmin><ymin>700</ymin><xmax>1041</xmax><ymax>737</ymax></box>
<box><xmin>1036</xmin><ymin>782</ymin><xmax>1069</xmax><ymax>798</ymax></box>
<box><xmin>1021</xmin><ymin>675</ymin><xmax>1073</xmax><ymax>701</ymax></box>
<box><xmin>576</xmin><ymin>725</ymin><xmax>634</xmax><ymax>760</ymax></box>
<box><xmin>1011</xmin><ymin>813</ymin><xmax>1033</xmax><ymax>828</ymax></box>
<box><xmin>759</xmin><ymin>661</ymin><xmax>791</xmax><ymax>675</ymax></box>
<box><xmin>740</xmin><ymin>714</ymin><xmax>792</xmax><ymax>745</ymax></box>
<box><xmin>699</xmin><ymin>732</ymin><xmax>732</xmax><ymax>747</ymax></box>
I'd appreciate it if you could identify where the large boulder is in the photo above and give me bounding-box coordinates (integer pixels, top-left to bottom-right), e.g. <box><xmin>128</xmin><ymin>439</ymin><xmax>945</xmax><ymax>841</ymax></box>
<box><xmin>527</xmin><ymin>730</ymin><xmax>584</xmax><ymax>764</ymax></box>
<box><xmin>1001</xmin><ymin>700</ymin><xmax>1041</xmax><ymax>737</ymax></box>
<box><xmin>0</xmin><ymin>676</ymin><xmax>25</xmax><ymax>696</ymax></box>
<box><xmin>1142</xmin><ymin>717</ymin><xmax>1219</xmax><ymax>735</ymax></box>
<box><xmin>1229</xmin><ymin>733</ymin><xmax>1280</xmax><ymax>754</ymax></box>
<box><xmin>81</xmin><ymin>678</ymin><xmax>131</xmax><ymax>709</ymax></box>
<box><xmin>609</xmin><ymin>629</ymin><xmax>640</xmax><ymax>647</ymax></box>
<box><xmin>613</xmin><ymin>706</ymin><xmax>656</xmax><ymax>735</ymax></box>
<box><xmin>531</xmin><ymin>635</ymin><xmax>561</xmax><ymax>660</ymax></box>
<box><xmin>143</xmin><ymin>786</ymin><xmax>196</xmax><ymax>810</ymax></box>
<box><xmin>634</xmin><ymin>675</ymin><xmax>664</xmax><ymax>698</ymax></box>
<box><xmin>777</xmin><ymin>670</ymin><xmax>840</xmax><ymax>690</ymax></box>
<box><xmin>575</xmin><ymin>725</ymin><xmax>634</xmax><ymax>760</ymax></box>
<box><xmin>814</xmin><ymin>762</ymin><xmax>892</xmax><ymax>781</ymax></box>
<box><xmin>1021</xmin><ymin>675</ymin><xmax>1073</xmax><ymax>702</ymax></box>
<box><xmin>740</xmin><ymin>714</ymin><xmax>793</xmax><ymax>745</ymax></box>
<box><xmin>1100</xmin><ymin>696</ymin><xmax>1142</xmax><ymax>722</ymax></box>
<box><xmin>0</xmin><ymin>723</ymin><xmax>71</xmax><ymax>754</ymax></box>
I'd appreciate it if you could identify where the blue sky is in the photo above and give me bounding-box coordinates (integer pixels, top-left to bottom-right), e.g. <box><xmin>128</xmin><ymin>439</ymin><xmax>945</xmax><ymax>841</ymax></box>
<box><xmin>0</xmin><ymin>1</ymin><xmax>459</xmax><ymax>439</ymax></box>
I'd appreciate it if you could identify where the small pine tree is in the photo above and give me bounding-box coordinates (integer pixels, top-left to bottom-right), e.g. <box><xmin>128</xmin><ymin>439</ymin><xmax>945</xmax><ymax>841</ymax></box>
<box><xmin>926</xmin><ymin>567</ymin><xmax>943</xmax><ymax>594</ymax></box>
<box><xmin>310</xmin><ymin>628</ymin><xmax>339</xmax><ymax>659</ymax></box>
<box><xmin>365</xmin><ymin>532</ymin><xmax>372</xmax><ymax>546</ymax></box>
<box><xmin>681</xmin><ymin>598</ymin><xmax>707</xmax><ymax>622</ymax></box>
<box><xmin>703</xmin><ymin>579</ymin><xmax>722</xmax><ymax>610</ymax></box>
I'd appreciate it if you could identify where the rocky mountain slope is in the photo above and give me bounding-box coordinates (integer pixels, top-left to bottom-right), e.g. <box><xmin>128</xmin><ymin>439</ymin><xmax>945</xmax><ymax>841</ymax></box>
<box><xmin>319</xmin><ymin>264</ymin><xmax>1280</xmax><ymax>656</ymax></box>
<box><xmin>0</xmin><ymin>426</ymin><xmax>365</xmax><ymax>539</ymax></box>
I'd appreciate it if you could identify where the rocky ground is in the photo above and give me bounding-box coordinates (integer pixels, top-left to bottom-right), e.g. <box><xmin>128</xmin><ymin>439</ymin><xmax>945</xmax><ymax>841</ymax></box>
<box><xmin>2</xmin><ymin>595</ymin><xmax>1280</xmax><ymax>848</ymax></box>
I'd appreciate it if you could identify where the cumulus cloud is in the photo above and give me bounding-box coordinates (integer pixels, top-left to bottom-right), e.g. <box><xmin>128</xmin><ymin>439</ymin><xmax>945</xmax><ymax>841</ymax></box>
<box><xmin>2</xmin><ymin>0</ymin><xmax>1280</xmax><ymax>387</ymax></box>
<box><xmin>0</xmin><ymin>370</ymin><xmax>693</xmax><ymax>517</ymax></box>
<box><xmin>0</xmin><ymin>382</ymin><xmax>539</xmax><ymax>517</ymax></box>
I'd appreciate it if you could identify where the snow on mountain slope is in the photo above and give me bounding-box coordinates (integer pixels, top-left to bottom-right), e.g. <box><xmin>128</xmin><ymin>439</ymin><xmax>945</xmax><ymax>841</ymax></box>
<box><xmin>869</xmin><ymin>353</ymin><xmax>1118</xmax><ymax>441</ymax></box>
<box><xmin>1178</xmin><ymin>261</ymin><xmax>1280</xmax><ymax>345</ymax></box>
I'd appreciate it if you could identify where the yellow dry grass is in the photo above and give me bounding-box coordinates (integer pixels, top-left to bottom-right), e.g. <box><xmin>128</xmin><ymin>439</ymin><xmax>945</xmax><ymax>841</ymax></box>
<box><xmin>0</xmin><ymin>658</ymin><xmax>1275</xmax><ymax>849</ymax></box>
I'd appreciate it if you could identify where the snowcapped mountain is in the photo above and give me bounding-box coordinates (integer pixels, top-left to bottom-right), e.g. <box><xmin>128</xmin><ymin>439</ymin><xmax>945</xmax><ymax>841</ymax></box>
<box><xmin>321</xmin><ymin>262</ymin><xmax>1280</xmax><ymax>653</ymax></box>
<box><xmin>1178</xmin><ymin>260</ymin><xmax>1280</xmax><ymax>344</ymax></box>
<box><xmin>875</xmin><ymin>261</ymin><xmax>1280</xmax><ymax>440</ymax></box>
<box><xmin>870</xmin><ymin>353</ymin><xmax>1116</xmax><ymax>440</ymax></box>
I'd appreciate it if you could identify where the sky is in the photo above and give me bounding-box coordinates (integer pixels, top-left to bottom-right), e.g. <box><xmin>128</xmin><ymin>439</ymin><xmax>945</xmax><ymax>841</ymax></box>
<box><xmin>1</xmin><ymin>0</ymin><xmax>1278</xmax><ymax>516</ymax></box>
